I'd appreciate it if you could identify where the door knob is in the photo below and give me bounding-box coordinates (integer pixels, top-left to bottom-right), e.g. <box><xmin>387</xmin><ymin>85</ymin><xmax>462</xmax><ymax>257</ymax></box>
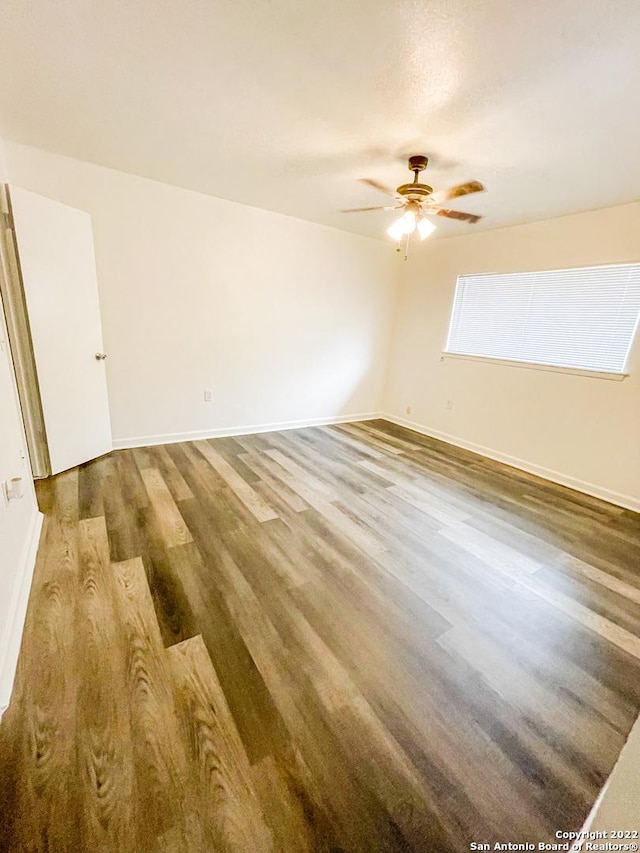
<box><xmin>95</xmin><ymin>352</ymin><xmax>107</xmax><ymax>360</ymax></box>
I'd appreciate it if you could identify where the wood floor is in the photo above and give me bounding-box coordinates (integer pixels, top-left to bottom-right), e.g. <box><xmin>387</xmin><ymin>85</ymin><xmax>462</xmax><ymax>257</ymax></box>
<box><xmin>1</xmin><ymin>419</ymin><xmax>640</xmax><ymax>851</ymax></box>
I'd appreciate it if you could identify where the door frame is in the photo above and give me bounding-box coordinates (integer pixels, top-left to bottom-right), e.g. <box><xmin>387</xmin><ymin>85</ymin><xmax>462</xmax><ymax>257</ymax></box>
<box><xmin>0</xmin><ymin>184</ymin><xmax>51</xmax><ymax>478</ymax></box>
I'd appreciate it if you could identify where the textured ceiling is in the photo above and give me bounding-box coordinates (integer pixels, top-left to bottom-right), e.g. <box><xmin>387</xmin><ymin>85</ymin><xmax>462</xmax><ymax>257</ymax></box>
<box><xmin>1</xmin><ymin>1</ymin><xmax>640</xmax><ymax>240</ymax></box>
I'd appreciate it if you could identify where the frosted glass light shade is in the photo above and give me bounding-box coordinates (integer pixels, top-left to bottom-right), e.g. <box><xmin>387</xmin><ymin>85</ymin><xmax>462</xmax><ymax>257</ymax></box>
<box><xmin>399</xmin><ymin>210</ymin><xmax>417</xmax><ymax>234</ymax></box>
<box><xmin>417</xmin><ymin>217</ymin><xmax>436</xmax><ymax>240</ymax></box>
<box><xmin>387</xmin><ymin>218</ymin><xmax>405</xmax><ymax>241</ymax></box>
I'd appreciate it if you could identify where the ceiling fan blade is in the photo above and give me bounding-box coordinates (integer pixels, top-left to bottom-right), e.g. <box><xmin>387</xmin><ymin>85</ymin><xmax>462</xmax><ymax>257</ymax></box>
<box><xmin>433</xmin><ymin>208</ymin><xmax>482</xmax><ymax>224</ymax></box>
<box><xmin>340</xmin><ymin>206</ymin><xmax>387</xmax><ymax>213</ymax></box>
<box><xmin>431</xmin><ymin>180</ymin><xmax>484</xmax><ymax>204</ymax></box>
<box><xmin>358</xmin><ymin>178</ymin><xmax>397</xmax><ymax>198</ymax></box>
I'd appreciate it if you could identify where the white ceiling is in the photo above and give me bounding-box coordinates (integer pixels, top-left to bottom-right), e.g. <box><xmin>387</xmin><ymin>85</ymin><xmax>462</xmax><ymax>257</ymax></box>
<box><xmin>1</xmin><ymin>1</ymin><xmax>640</xmax><ymax>240</ymax></box>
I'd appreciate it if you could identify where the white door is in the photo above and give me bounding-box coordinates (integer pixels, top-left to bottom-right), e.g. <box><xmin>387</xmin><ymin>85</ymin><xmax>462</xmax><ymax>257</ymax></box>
<box><xmin>8</xmin><ymin>186</ymin><xmax>112</xmax><ymax>475</ymax></box>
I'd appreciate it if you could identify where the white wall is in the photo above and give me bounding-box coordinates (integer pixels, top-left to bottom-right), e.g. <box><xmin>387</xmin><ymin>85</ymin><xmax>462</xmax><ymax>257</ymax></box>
<box><xmin>4</xmin><ymin>143</ymin><xmax>397</xmax><ymax>447</ymax></box>
<box><xmin>585</xmin><ymin>714</ymin><xmax>640</xmax><ymax>832</ymax></box>
<box><xmin>0</xmin><ymin>137</ymin><xmax>41</xmax><ymax>716</ymax></box>
<box><xmin>383</xmin><ymin>204</ymin><xmax>640</xmax><ymax>509</ymax></box>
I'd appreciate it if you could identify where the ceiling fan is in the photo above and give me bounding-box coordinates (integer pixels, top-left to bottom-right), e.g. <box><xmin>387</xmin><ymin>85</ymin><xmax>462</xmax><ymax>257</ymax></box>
<box><xmin>342</xmin><ymin>155</ymin><xmax>485</xmax><ymax>249</ymax></box>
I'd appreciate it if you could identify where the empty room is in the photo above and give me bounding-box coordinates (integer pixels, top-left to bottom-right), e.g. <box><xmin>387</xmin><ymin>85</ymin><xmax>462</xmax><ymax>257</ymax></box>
<box><xmin>1</xmin><ymin>2</ymin><xmax>639</xmax><ymax>850</ymax></box>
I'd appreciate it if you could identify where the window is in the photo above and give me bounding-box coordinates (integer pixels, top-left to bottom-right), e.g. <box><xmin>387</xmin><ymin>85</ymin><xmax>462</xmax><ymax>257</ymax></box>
<box><xmin>444</xmin><ymin>263</ymin><xmax>640</xmax><ymax>375</ymax></box>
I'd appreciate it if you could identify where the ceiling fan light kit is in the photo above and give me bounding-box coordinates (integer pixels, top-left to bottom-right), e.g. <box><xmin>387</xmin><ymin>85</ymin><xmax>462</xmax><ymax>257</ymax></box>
<box><xmin>343</xmin><ymin>154</ymin><xmax>485</xmax><ymax>260</ymax></box>
<box><xmin>417</xmin><ymin>217</ymin><xmax>436</xmax><ymax>240</ymax></box>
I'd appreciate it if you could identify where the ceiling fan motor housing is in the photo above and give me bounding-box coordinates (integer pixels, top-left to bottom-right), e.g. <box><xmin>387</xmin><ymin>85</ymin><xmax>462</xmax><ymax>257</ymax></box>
<box><xmin>396</xmin><ymin>154</ymin><xmax>433</xmax><ymax>199</ymax></box>
<box><xmin>396</xmin><ymin>183</ymin><xmax>433</xmax><ymax>199</ymax></box>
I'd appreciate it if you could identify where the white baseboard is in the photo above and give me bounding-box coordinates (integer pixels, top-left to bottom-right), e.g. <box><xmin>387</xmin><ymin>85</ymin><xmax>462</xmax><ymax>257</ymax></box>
<box><xmin>112</xmin><ymin>412</ymin><xmax>384</xmax><ymax>450</ymax></box>
<box><xmin>0</xmin><ymin>509</ymin><xmax>44</xmax><ymax>719</ymax></box>
<box><xmin>381</xmin><ymin>414</ymin><xmax>640</xmax><ymax>513</ymax></box>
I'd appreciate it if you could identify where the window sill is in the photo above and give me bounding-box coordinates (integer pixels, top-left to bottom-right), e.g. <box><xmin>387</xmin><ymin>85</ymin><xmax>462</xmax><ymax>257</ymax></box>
<box><xmin>440</xmin><ymin>352</ymin><xmax>629</xmax><ymax>381</ymax></box>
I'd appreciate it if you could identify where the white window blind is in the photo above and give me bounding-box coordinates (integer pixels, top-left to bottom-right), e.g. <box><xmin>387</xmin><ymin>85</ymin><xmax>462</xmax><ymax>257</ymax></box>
<box><xmin>445</xmin><ymin>263</ymin><xmax>640</xmax><ymax>374</ymax></box>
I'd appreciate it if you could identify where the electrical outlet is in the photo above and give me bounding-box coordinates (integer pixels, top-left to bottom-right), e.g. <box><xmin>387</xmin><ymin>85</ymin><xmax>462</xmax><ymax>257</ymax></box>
<box><xmin>445</xmin><ymin>400</ymin><xmax>454</xmax><ymax>410</ymax></box>
<box><xmin>2</xmin><ymin>477</ymin><xmax>24</xmax><ymax>502</ymax></box>
<box><xmin>204</xmin><ymin>390</ymin><xmax>213</xmax><ymax>402</ymax></box>
<box><xmin>405</xmin><ymin>405</ymin><xmax>412</xmax><ymax>415</ymax></box>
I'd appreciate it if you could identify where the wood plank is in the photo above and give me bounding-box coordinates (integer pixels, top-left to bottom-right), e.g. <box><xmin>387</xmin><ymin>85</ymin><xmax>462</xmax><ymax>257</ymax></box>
<box><xmin>140</xmin><ymin>467</ymin><xmax>193</xmax><ymax>547</ymax></box>
<box><xmin>238</xmin><ymin>449</ymin><xmax>309</xmax><ymax>513</ymax></box>
<box><xmin>250</xmin><ymin>755</ymin><xmax>317</xmax><ymax>853</ymax></box>
<box><xmin>0</xmin><ymin>512</ymin><xmax>82</xmax><ymax>853</ymax></box>
<box><xmin>166</xmin><ymin>539</ymin><xmax>292</xmax><ymax>767</ymax></box>
<box><xmin>112</xmin><ymin>556</ymin><xmax>195</xmax><ymax>848</ymax></box>
<box><xmin>75</xmin><ymin>516</ymin><xmax>138</xmax><ymax>852</ymax></box>
<box><xmin>78</xmin><ymin>455</ymin><xmax>107</xmax><ymax>519</ymax></box>
<box><xmin>153</xmin><ymin>445</ymin><xmax>194</xmax><ymax>502</ymax></box>
<box><xmin>334</xmin><ymin>422</ymin><xmax>404</xmax><ymax>455</ymax></box>
<box><xmin>264</xmin><ymin>447</ymin><xmax>339</xmax><ymax>502</ymax></box>
<box><xmin>440</xmin><ymin>522</ymin><xmax>640</xmax><ymax>660</ymax></box>
<box><xmin>194</xmin><ymin>440</ymin><xmax>278</xmax><ymax>523</ymax></box>
<box><xmin>167</xmin><ymin>635</ymin><xmax>272</xmax><ymax>852</ymax></box>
